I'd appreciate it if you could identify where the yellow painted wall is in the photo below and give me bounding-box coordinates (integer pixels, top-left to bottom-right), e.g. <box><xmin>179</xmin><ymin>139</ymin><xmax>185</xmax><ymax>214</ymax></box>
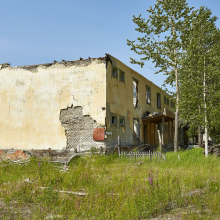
<box><xmin>0</xmin><ymin>59</ymin><xmax>106</xmax><ymax>150</ymax></box>
<box><xmin>106</xmin><ymin>55</ymin><xmax>174</xmax><ymax>146</ymax></box>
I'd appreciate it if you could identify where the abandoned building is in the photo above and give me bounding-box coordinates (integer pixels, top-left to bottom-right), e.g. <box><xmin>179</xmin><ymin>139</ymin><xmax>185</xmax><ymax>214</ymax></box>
<box><xmin>0</xmin><ymin>54</ymin><xmax>175</xmax><ymax>152</ymax></box>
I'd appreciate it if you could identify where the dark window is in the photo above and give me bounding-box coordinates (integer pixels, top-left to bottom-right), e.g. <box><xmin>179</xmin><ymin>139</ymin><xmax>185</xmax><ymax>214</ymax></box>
<box><xmin>171</xmin><ymin>101</ymin><xmax>175</xmax><ymax>108</ymax></box>
<box><xmin>112</xmin><ymin>66</ymin><xmax>118</xmax><ymax>79</ymax></box>
<box><xmin>133</xmin><ymin>79</ymin><xmax>138</xmax><ymax>108</ymax></box>
<box><xmin>164</xmin><ymin>96</ymin><xmax>166</xmax><ymax>104</ymax></box>
<box><xmin>146</xmin><ymin>85</ymin><xmax>151</xmax><ymax>104</ymax></box>
<box><xmin>157</xmin><ymin>93</ymin><xmax>161</xmax><ymax>109</ymax></box>
<box><xmin>133</xmin><ymin>118</ymin><xmax>140</xmax><ymax>139</ymax></box>
<box><xmin>119</xmin><ymin>116</ymin><xmax>125</xmax><ymax>126</ymax></box>
<box><xmin>111</xmin><ymin>115</ymin><xmax>117</xmax><ymax>126</ymax></box>
<box><xmin>119</xmin><ymin>70</ymin><xmax>125</xmax><ymax>82</ymax></box>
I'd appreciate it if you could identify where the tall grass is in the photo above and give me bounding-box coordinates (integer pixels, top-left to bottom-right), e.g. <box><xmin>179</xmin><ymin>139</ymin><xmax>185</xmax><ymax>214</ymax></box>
<box><xmin>0</xmin><ymin>148</ymin><xmax>220</xmax><ymax>219</ymax></box>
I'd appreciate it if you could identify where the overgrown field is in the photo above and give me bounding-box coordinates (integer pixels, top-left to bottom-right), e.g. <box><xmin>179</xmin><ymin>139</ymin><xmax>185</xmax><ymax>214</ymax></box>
<box><xmin>1</xmin><ymin>148</ymin><xmax>220</xmax><ymax>219</ymax></box>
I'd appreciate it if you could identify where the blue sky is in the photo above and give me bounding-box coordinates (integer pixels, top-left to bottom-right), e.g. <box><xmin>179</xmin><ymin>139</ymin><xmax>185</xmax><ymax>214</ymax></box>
<box><xmin>1</xmin><ymin>0</ymin><xmax>220</xmax><ymax>90</ymax></box>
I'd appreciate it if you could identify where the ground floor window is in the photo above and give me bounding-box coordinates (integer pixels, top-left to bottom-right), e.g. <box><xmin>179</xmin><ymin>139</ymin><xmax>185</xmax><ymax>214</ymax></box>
<box><xmin>133</xmin><ymin>118</ymin><xmax>140</xmax><ymax>139</ymax></box>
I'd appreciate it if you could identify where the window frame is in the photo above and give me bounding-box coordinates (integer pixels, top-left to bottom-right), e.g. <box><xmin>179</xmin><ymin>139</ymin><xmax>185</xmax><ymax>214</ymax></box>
<box><xmin>157</xmin><ymin>93</ymin><xmax>161</xmax><ymax>109</ymax></box>
<box><xmin>133</xmin><ymin>118</ymin><xmax>140</xmax><ymax>140</ymax></box>
<box><xmin>119</xmin><ymin>69</ymin><xmax>125</xmax><ymax>83</ymax></box>
<box><xmin>132</xmin><ymin>77</ymin><xmax>139</xmax><ymax>108</ymax></box>
<box><xmin>164</xmin><ymin>96</ymin><xmax>167</xmax><ymax>104</ymax></box>
<box><xmin>146</xmin><ymin>85</ymin><xmax>151</xmax><ymax>105</ymax></box>
<box><xmin>112</xmin><ymin>66</ymin><xmax>118</xmax><ymax>80</ymax></box>
<box><xmin>119</xmin><ymin>115</ymin><xmax>125</xmax><ymax>127</ymax></box>
<box><xmin>111</xmin><ymin>114</ymin><xmax>118</xmax><ymax>127</ymax></box>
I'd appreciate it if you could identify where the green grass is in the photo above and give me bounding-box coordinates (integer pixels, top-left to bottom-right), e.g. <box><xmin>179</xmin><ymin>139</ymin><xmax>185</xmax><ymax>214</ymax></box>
<box><xmin>1</xmin><ymin>148</ymin><xmax>220</xmax><ymax>219</ymax></box>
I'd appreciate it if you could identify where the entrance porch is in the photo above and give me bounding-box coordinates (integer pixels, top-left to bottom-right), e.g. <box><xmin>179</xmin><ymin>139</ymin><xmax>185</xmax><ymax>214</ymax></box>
<box><xmin>142</xmin><ymin>108</ymin><xmax>175</xmax><ymax>146</ymax></box>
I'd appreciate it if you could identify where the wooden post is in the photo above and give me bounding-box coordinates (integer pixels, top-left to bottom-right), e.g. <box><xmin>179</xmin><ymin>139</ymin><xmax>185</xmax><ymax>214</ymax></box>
<box><xmin>118</xmin><ymin>136</ymin><xmax>121</xmax><ymax>157</ymax></box>
<box><xmin>151</xmin><ymin>123</ymin><xmax>155</xmax><ymax>145</ymax></box>
<box><xmin>157</xmin><ymin>130</ymin><xmax>162</xmax><ymax>151</ymax></box>
<box><xmin>162</xmin><ymin>116</ymin><xmax>165</xmax><ymax>145</ymax></box>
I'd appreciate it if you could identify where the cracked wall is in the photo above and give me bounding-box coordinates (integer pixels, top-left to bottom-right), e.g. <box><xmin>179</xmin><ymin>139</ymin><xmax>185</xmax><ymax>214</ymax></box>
<box><xmin>0</xmin><ymin>59</ymin><xmax>106</xmax><ymax>150</ymax></box>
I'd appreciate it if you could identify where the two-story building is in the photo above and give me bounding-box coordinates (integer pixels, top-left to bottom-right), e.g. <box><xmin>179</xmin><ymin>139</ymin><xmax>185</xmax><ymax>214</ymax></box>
<box><xmin>0</xmin><ymin>54</ymin><xmax>175</xmax><ymax>152</ymax></box>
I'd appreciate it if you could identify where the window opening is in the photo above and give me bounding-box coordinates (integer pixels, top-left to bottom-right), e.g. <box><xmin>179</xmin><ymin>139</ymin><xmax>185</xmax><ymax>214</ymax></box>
<box><xmin>146</xmin><ymin>85</ymin><xmax>151</xmax><ymax>104</ymax></box>
<box><xmin>119</xmin><ymin>116</ymin><xmax>125</xmax><ymax>126</ymax></box>
<box><xmin>111</xmin><ymin>115</ymin><xmax>117</xmax><ymax>126</ymax></box>
<box><xmin>157</xmin><ymin>93</ymin><xmax>161</xmax><ymax>109</ymax></box>
<box><xmin>112</xmin><ymin>66</ymin><xmax>118</xmax><ymax>79</ymax></box>
<box><xmin>133</xmin><ymin>79</ymin><xmax>138</xmax><ymax>108</ymax></box>
<box><xmin>119</xmin><ymin>70</ymin><xmax>125</xmax><ymax>82</ymax></box>
<box><xmin>133</xmin><ymin>118</ymin><xmax>140</xmax><ymax>139</ymax></box>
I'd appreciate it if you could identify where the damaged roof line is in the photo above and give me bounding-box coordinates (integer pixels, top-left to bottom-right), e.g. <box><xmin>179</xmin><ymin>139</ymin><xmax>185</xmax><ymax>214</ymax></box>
<box><xmin>0</xmin><ymin>54</ymin><xmax>112</xmax><ymax>70</ymax></box>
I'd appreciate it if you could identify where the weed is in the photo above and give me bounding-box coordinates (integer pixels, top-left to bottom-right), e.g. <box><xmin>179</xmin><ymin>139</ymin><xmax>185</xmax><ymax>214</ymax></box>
<box><xmin>0</xmin><ymin>148</ymin><xmax>220</xmax><ymax>219</ymax></box>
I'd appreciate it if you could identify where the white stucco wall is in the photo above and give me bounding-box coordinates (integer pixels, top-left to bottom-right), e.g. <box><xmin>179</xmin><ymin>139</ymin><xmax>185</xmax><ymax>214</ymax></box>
<box><xmin>0</xmin><ymin>59</ymin><xmax>106</xmax><ymax>150</ymax></box>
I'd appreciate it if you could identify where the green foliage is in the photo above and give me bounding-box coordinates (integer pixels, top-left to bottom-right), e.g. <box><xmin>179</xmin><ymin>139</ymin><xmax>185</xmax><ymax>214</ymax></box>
<box><xmin>179</xmin><ymin>7</ymin><xmax>220</xmax><ymax>134</ymax></box>
<box><xmin>127</xmin><ymin>0</ymin><xmax>196</xmax><ymax>86</ymax></box>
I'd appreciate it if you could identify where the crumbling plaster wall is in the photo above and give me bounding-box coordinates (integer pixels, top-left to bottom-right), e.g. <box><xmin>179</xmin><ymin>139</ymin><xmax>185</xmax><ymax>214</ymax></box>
<box><xmin>106</xmin><ymin>55</ymin><xmax>174</xmax><ymax>147</ymax></box>
<box><xmin>0</xmin><ymin>59</ymin><xmax>106</xmax><ymax>150</ymax></box>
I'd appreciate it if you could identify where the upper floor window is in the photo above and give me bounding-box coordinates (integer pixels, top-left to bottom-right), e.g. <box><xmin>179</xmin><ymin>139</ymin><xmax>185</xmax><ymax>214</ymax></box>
<box><xmin>133</xmin><ymin>78</ymin><xmax>139</xmax><ymax>108</ymax></box>
<box><xmin>157</xmin><ymin>93</ymin><xmax>161</xmax><ymax>109</ymax></box>
<box><xmin>112</xmin><ymin>66</ymin><xmax>118</xmax><ymax>79</ymax></box>
<box><xmin>164</xmin><ymin>96</ymin><xmax>169</xmax><ymax>106</ymax></box>
<box><xmin>164</xmin><ymin>96</ymin><xmax>167</xmax><ymax>104</ymax></box>
<box><xmin>146</xmin><ymin>85</ymin><xmax>151</xmax><ymax>104</ymax></box>
<box><xmin>119</xmin><ymin>70</ymin><xmax>125</xmax><ymax>82</ymax></box>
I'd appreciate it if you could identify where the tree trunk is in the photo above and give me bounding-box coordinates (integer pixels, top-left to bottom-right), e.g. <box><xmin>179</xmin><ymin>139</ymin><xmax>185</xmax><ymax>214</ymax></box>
<box><xmin>198</xmin><ymin>123</ymin><xmax>202</xmax><ymax>146</ymax></box>
<box><xmin>174</xmin><ymin>65</ymin><xmax>179</xmax><ymax>152</ymax></box>
<box><xmin>204</xmin><ymin>57</ymin><xmax>208</xmax><ymax>157</ymax></box>
<box><xmin>173</xmin><ymin>24</ymin><xmax>179</xmax><ymax>152</ymax></box>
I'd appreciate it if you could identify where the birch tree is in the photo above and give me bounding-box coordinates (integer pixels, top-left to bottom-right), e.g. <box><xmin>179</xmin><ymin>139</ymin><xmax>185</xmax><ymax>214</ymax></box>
<box><xmin>179</xmin><ymin>7</ymin><xmax>220</xmax><ymax>157</ymax></box>
<box><xmin>127</xmin><ymin>0</ymin><xmax>196</xmax><ymax>151</ymax></box>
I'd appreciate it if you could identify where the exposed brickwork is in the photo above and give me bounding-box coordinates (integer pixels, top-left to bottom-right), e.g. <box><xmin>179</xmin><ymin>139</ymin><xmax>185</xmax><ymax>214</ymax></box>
<box><xmin>0</xmin><ymin>150</ymin><xmax>29</xmax><ymax>160</ymax></box>
<box><xmin>60</xmin><ymin>106</ymin><xmax>105</xmax><ymax>151</ymax></box>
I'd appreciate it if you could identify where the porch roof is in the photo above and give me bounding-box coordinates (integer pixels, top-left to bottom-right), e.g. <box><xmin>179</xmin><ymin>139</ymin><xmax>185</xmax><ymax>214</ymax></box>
<box><xmin>142</xmin><ymin>108</ymin><xmax>175</xmax><ymax>124</ymax></box>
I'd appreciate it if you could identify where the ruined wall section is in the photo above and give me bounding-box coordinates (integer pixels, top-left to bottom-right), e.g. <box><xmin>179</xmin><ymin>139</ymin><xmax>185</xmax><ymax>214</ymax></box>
<box><xmin>60</xmin><ymin>106</ymin><xmax>104</xmax><ymax>151</ymax></box>
<box><xmin>0</xmin><ymin>59</ymin><xmax>106</xmax><ymax>150</ymax></box>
